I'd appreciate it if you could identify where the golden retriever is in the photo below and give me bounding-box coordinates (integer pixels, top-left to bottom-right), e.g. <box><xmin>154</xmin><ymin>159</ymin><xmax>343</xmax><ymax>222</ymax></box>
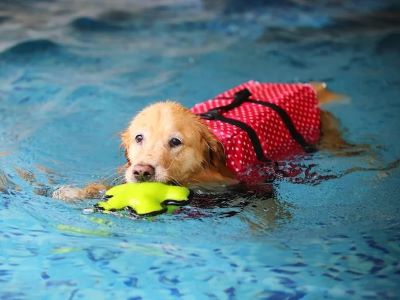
<box><xmin>121</xmin><ymin>101</ymin><xmax>237</xmax><ymax>186</ymax></box>
<box><xmin>53</xmin><ymin>82</ymin><xmax>352</xmax><ymax>201</ymax></box>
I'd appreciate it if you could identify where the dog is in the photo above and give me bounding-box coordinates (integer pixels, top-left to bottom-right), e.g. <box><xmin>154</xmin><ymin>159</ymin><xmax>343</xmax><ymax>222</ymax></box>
<box><xmin>53</xmin><ymin>81</ymin><xmax>353</xmax><ymax>201</ymax></box>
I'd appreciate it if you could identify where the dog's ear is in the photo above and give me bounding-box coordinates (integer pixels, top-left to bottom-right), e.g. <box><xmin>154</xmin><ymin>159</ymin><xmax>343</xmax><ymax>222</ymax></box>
<box><xmin>208</xmin><ymin>138</ymin><xmax>226</xmax><ymax>168</ymax></box>
<box><xmin>200</xmin><ymin>125</ymin><xmax>226</xmax><ymax>168</ymax></box>
<box><xmin>120</xmin><ymin>130</ymin><xmax>131</xmax><ymax>165</ymax></box>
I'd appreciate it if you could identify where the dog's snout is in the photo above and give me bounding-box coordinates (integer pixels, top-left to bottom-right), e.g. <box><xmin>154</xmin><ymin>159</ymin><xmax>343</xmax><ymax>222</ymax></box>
<box><xmin>133</xmin><ymin>164</ymin><xmax>155</xmax><ymax>181</ymax></box>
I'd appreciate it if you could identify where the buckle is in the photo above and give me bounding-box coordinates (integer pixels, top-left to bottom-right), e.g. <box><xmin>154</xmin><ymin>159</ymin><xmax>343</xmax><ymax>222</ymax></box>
<box><xmin>200</xmin><ymin>109</ymin><xmax>220</xmax><ymax>120</ymax></box>
<box><xmin>234</xmin><ymin>88</ymin><xmax>251</xmax><ymax>103</ymax></box>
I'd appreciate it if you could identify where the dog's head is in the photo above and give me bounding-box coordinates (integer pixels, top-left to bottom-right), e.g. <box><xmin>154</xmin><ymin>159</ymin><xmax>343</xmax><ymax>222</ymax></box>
<box><xmin>121</xmin><ymin>102</ymin><xmax>225</xmax><ymax>185</ymax></box>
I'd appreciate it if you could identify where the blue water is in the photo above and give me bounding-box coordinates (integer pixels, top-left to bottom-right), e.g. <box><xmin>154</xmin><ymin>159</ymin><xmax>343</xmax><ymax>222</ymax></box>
<box><xmin>1</xmin><ymin>1</ymin><xmax>400</xmax><ymax>299</ymax></box>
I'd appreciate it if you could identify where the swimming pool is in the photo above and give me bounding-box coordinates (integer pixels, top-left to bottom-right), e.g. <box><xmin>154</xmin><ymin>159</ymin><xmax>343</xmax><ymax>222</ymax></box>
<box><xmin>1</xmin><ymin>0</ymin><xmax>399</xmax><ymax>299</ymax></box>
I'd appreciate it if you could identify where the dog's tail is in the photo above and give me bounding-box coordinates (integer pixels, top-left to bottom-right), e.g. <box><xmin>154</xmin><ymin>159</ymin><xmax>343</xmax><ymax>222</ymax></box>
<box><xmin>309</xmin><ymin>82</ymin><xmax>346</xmax><ymax>105</ymax></box>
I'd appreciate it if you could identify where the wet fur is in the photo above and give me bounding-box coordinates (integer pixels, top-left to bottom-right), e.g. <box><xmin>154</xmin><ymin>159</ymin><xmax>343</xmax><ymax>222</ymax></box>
<box><xmin>121</xmin><ymin>102</ymin><xmax>236</xmax><ymax>187</ymax></box>
<box><xmin>53</xmin><ymin>83</ymin><xmax>355</xmax><ymax>200</ymax></box>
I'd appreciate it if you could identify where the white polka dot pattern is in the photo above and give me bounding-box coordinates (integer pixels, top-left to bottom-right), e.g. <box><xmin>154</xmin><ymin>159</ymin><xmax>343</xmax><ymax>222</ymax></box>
<box><xmin>191</xmin><ymin>81</ymin><xmax>321</xmax><ymax>176</ymax></box>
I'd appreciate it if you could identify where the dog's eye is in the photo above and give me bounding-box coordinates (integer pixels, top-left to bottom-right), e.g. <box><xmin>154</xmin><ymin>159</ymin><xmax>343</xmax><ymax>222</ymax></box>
<box><xmin>135</xmin><ymin>134</ymin><xmax>143</xmax><ymax>144</ymax></box>
<box><xmin>169</xmin><ymin>137</ymin><xmax>182</xmax><ymax>148</ymax></box>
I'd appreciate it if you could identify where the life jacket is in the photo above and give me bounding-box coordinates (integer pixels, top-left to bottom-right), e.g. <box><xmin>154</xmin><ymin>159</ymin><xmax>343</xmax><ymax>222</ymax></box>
<box><xmin>190</xmin><ymin>80</ymin><xmax>321</xmax><ymax>179</ymax></box>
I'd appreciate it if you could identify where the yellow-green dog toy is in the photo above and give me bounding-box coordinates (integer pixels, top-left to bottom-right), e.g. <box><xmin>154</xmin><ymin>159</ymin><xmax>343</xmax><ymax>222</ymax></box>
<box><xmin>95</xmin><ymin>182</ymin><xmax>190</xmax><ymax>216</ymax></box>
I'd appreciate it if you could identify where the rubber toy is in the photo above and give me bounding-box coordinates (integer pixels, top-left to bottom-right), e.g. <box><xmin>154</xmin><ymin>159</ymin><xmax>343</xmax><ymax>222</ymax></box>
<box><xmin>95</xmin><ymin>182</ymin><xmax>190</xmax><ymax>216</ymax></box>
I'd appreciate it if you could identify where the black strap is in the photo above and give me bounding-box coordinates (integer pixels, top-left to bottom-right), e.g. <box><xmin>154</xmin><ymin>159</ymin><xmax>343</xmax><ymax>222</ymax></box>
<box><xmin>202</xmin><ymin>113</ymin><xmax>271</xmax><ymax>163</ymax></box>
<box><xmin>199</xmin><ymin>88</ymin><xmax>251</xmax><ymax>120</ymax></box>
<box><xmin>198</xmin><ymin>88</ymin><xmax>316</xmax><ymax>163</ymax></box>
<box><xmin>215</xmin><ymin>88</ymin><xmax>252</xmax><ymax>112</ymax></box>
<box><xmin>245</xmin><ymin>99</ymin><xmax>316</xmax><ymax>153</ymax></box>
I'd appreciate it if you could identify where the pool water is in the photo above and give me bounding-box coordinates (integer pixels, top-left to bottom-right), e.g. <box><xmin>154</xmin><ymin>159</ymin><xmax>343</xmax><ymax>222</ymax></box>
<box><xmin>1</xmin><ymin>0</ymin><xmax>400</xmax><ymax>299</ymax></box>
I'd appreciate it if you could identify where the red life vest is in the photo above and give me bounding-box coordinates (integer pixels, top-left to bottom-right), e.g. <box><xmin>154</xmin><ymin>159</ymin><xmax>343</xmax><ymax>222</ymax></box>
<box><xmin>191</xmin><ymin>81</ymin><xmax>321</xmax><ymax>179</ymax></box>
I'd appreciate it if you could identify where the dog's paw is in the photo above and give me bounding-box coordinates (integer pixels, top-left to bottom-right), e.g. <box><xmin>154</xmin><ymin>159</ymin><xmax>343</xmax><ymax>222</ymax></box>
<box><xmin>52</xmin><ymin>186</ymin><xmax>83</xmax><ymax>201</ymax></box>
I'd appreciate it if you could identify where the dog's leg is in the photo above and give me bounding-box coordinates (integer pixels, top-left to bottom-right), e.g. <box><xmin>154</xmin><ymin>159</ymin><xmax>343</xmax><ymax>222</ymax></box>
<box><xmin>318</xmin><ymin>110</ymin><xmax>351</xmax><ymax>151</ymax></box>
<box><xmin>311</xmin><ymin>82</ymin><xmax>369</xmax><ymax>155</ymax></box>
<box><xmin>52</xmin><ymin>183</ymin><xmax>109</xmax><ymax>201</ymax></box>
<box><xmin>188</xmin><ymin>167</ymin><xmax>239</xmax><ymax>190</ymax></box>
<box><xmin>309</xmin><ymin>81</ymin><xmax>345</xmax><ymax>105</ymax></box>
<box><xmin>13</xmin><ymin>164</ymin><xmax>109</xmax><ymax>201</ymax></box>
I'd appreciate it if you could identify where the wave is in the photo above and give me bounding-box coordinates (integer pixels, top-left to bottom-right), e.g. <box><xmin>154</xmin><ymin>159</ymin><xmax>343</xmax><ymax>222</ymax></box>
<box><xmin>0</xmin><ymin>168</ymin><xmax>17</xmax><ymax>195</ymax></box>
<box><xmin>70</xmin><ymin>16</ymin><xmax>125</xmax><ymax>32</ymax></box>
<box><xmin>375</xmin><ymin>32</ymin><xmax>400</xmax><ymax>54</ymax></box>
<box><xmin>0</xmin><ymin>16</ymin><xmax>11</xmax><ymax>24</ymax></box>
<box><xmin>0</xmin><ymin>39</ymin><xmax>61</xmax><ymax>60</ymax></box>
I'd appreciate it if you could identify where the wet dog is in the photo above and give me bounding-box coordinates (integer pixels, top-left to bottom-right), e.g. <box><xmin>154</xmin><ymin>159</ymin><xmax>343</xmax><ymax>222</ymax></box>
<box><xmin>53</xmin><ymin>82</ymin><xmax>352</xmax><ymax>201</ymax></box>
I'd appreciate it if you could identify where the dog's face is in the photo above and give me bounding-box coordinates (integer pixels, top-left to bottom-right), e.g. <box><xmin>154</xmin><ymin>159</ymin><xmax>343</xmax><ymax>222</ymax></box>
<box><xmin>121</xmin><ymin>102</ymin><xmax>224</xmax><ymax>185</ymax></box>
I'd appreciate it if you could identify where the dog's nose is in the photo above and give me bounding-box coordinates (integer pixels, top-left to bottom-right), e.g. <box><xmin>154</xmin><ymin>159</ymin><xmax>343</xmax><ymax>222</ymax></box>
<box><xmin>132</xmin><ymin>164</ymin><xmax>155</xmax><ymax>181</ymax></box>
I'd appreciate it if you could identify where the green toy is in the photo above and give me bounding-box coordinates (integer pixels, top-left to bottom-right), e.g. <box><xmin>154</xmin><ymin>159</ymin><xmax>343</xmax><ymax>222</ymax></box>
<box><xmin>95</xmin><ymin>182</ymin><xmax>191</xmax><ymax>216</ymax></box>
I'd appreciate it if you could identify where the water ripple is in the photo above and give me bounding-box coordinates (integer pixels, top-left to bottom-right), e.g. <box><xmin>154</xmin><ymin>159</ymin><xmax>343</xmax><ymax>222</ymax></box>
<box><xmin>70</xmin><ymin>17</ymin><xmax>125</xmax><ymax>32</ymax></box>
